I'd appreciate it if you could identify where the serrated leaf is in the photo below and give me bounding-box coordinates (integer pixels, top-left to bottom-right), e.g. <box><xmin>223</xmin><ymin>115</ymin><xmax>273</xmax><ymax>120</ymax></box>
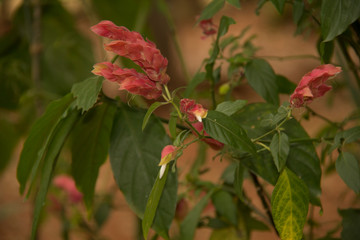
<box><xmin>245</xmin><ymin>59</ymin><xmax>279</xmax><ymax>106</ymax></box>
<box><xmin>143</xmin><ymin>163</ymin><xmax>171</xmax><ymax>240</ymax></box>
<box><xmin>179</xmin><ymin>190</ymin><xmax>215</xmax><ymax>240</ymax></box>
<box><xmin>336</xmin><ymin>152</ymin><xmax>360</xmax><ymax>194</ymax></box>
<box><xmin>321</xmin><ymin>0</ymin><xmax>360</xmax><ymax>42</ymax></box>
<box><xmin>226</xmin><ymin>0</ymin><xmax>241</xmax><ymax>8</ymax></box>
<box><xmin>215</xmin><ymin>100</ymin><xmax>247</xmax><ymax>116</ymax></box>
<box><xmin>203</xmin><ymin>110</ymin><xmax>257</xmax><ymax>156</ymax></box>
<box><xmin>17</xmin><ymin>94</ymin><xmax>74</xmax><ymax>194</ymax></box>
<box><xmin>71</xmin><ymin>76</ymin><xmax>103</xmax><ymax>113</ymax></box>
<box><xmin>271</xmin><ymin>168</ymin><xmax>309</xmax><ymax>240</ymax></box>
<box><xmin>212</xmin><ymin>190</ymin><xmax>238</xmax><ymax>226</ymax></box>
<box><xmin>109</xmin><ymin>106</ymin><xmax>177</xmax><ymax>238</ymax></box>
<box><xmin>270</xmin><ymin>132</ymin><xmax>290</xmax><ymax>172</ymax></box>
<box><xmin>270</xmin><ymin>0</ymin><xmax>286</xmax><ymax>14</ymax></box>
<box><xmin>339</xmin><ymin>208</ymin><xmax>360</xmax><ymax>240</ymax></box>
<box><xmin>197</xmin><ymin>0</ymin><xmax>226</xmax><ymax>23</ymax></box>
<box><xmin>31</xmin><ymin>109</ymin><xmax>80</xmax><ymax>240</ymax></box>
<box><xmin>71</xmin><ymin>102</ymin><xmax>116</xmax><ymax>208</ymax></box>
<box><xmin>142</xmin><ymin>101</ymin><xmax>168</xmax><ymax>131</ymax></box>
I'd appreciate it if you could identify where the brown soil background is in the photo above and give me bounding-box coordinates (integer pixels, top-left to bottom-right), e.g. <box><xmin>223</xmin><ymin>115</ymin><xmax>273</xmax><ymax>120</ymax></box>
<box><xmin>1</xmin><ymin>1</ymin><xmax>359</xmax><ymax>240</ymax></box>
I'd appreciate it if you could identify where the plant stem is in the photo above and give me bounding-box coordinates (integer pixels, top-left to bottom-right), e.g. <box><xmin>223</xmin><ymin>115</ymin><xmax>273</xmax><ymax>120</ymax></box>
<box><xmin>256</xmin><ymin>54</ymin><xmax>320</xmax><ymax>61</ymax></box>
<box><xmin>249</xmin><ymin>172</ymin><xmax>279</xmax><ymax>237</ymax></box>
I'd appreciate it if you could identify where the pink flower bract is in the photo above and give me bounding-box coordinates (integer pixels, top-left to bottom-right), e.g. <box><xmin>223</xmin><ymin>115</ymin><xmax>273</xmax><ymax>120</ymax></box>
<box><xmin>53</xmin><ymin>175</ymin><xmax>83</xmax><ymax>204</ymax></box>
<box><xmin>290</xmin><ymin>64</ymin><xmax>342</xmax><ymax>108</ymax></box>
<box><xmin>180</xmin><ymin>98</ymin><xmax>208</xmax><ymax>122</ymax></box>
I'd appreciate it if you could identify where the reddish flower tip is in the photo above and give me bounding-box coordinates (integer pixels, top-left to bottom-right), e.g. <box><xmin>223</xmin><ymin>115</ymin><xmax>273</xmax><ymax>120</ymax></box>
<box><xmin>290</xmin><ymin>64</ymin><xmax>342</xmax><ymax>108</ymax></box>
<box><xmin>180</xmin><ymin>98</ymin><xmax>208</xmax><ymax>122</ymax></box>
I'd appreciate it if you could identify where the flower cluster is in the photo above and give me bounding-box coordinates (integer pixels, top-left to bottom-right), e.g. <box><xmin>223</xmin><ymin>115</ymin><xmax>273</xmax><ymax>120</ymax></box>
<box><xmin>180</xmin><ymin>98</ymin><xmax>208</xmax><ymax>122</ymax></box>
<box><xmin>91</xmin><ymin>20</ymin><xmax>170</xmax><ymax>99</ymax></box>
<box><xmin>290</xmin><ymin>64</ymin><xmax>342</xmax><ymax>108</ymax></box>
<box><xmin>199</xmin><ymin>19</ymin><xmax>217</xmax><ymax>39</ymax></box>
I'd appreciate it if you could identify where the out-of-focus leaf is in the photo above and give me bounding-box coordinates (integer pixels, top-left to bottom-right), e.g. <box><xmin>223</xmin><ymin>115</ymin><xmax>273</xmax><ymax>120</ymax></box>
<box><xmin>0</xmin><ymin>117</ymin><xmax>19</xmax><ymax>173</ymax></box>
<box><xmin>183</xmin><ymin>72</ymin><xmax>206</xmax><ymax>98</ymax></box>
<box><xmin>226</xmin><ymin>0</ymin><xmax>241</xmax><ymax>8</ymax></box>
<box><xmin>197</xmin><ymin>0</ymin><xmax>226</xmax><ymax>23</ymax></box>
<box><xmin>270</xmin><ymin>0</ymin><xmax>286</xmax><ymax>14</ymax></box>
<box><xmin>179</xmin><ymin>190</ymin><xmax>215</xmax><ymax>240</ymax></box>
<box><xmin>318</xmin><ymin>39</ymin><xmax>334</xmax><ymax>64</ymax></box>
<box><xmin>210</xmin><ymin>227</ymin><xmax>240</xmax><ymax>240</ymax></box>
<box><xmin>31</xmin><ymin>109</ymin><xmax>80</xmax><ymax>240</ymax></box>
<box><xmin>71</xmin><ymin>76</ymin><xmax>103</xmax><ymax>114</ymax></box>
<box><xmin>276</xmin><ymin>75</ymin><xmax>296</xmax><ymax>94</ymax></box>
<box><xmin>71</xmin><ymin>102</ymin><xmax>116</xmax><ymax>208</ymax></box>
<box><xmin>330</xmin><ymin>126</ymin><xmax>360</xmax><ymax>152</ymax></box>
<box><xmin>212</xmin><ymin>190</ymin><xmax>238</xmax><ymax>226</ymax></box>
<box><xmin>321</xmin><ymin>0</ymin><xmax>360</xmax><ymax>42</ymax></box>
<box><xmin>203</xmin><ymin>110</ymin><xmax>257</xmax><ymax>156</ymax></box>
<box><xmin>271</xmin><ymin>168</ymin><xmax>309</xmax><ymax>240</ymax></box>
<box><xmin>245</xmin><ymin>59</ymin><xmax>279</xmax><ymax>106</ymax></box>
<box><xmin>339</xmin><ymin>208</ymin><xmax>360</xmax><ymax>240</ymax></box>
<box><xmin>293</xmin><ymin>0</ymin><xmax>304</xmax><ymax>25</ymax></box>
<box><xmin>109</xmin><ymin>106</ymin><xmax>177</xmax><ymax>238</ymax></box>
<box><xmin>17</xmin><ymin>94</ymin><xmax>74</xmax><ymax>194</ymax></box>
<box><xmin>215</xmin><ymin>100</ymin><xmax>247</xmax><ymax>116</ymax></box>
<box><xmin>336</xmin><ymin>152</ymin><xmax>360</xmax><ymax>194</ymax></box>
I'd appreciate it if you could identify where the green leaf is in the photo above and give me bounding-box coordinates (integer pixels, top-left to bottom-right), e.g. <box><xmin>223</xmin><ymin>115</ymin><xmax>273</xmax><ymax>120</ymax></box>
<box><xmin>270</xmin><ymin>0</ymin><xmax>286</xmax><ymax>14</ymax></box>
<box><xmin>215</xmin><ymin>100</ymin><xmax>247</xmax><ymax>116</ymax></box>
<box><xmin>169</xmin><ymin>112</ymin><xmax>178</xmax><ymax>139</ymax></box>
<box><xmin>271</xmin><ymin>168</ymin><xmax>309</xmax><ymax>240</ymax></box>
<box><xmin>210</xmin><ymin>227</ymin><xmax>240</xmax><ymax>240</ymax></box>
<box><xmin>293</xmin><ymin>0</ymin><xmax>304</xmax><ymax>25</ymax></box>
<box><xmin>245</xmin><ymin>59</ymin><xmax>279</xmax><ymax>106</ymax></box>
<box><xmin>318</xmin><ymin>39</ymin><xmax>334</xmax><ymax>64</ymax></box>
<box><xmin>142</xmin><ymin>164</ymin><xmax>171</xmax><ymax>240</ymax></box>
<box><xmin>226</xmin><ymin>0</ymin><xmax>241</xmax><ymax>8</ymax></box>
<box><xmin>179</xmin><ymin>190</ymin><xmax>215</xmax><ymax>240</ymax></box>
<box><xmin>197</xmin><ymin>0</ymin><xmax>226</xmax><ymax>23</ymax></box>
<box><xmin>336</xmin><ymin>152</ymin><xmax>360</xmax><ymax>194</ymax></box>
<box><xmin>276</xmin><ymin>75</ymin><xmax>296</xmax><ymax>94</ymax></box>
<box><xmin>321</xmin><ymin>0</ymin><xmax>360</xmax><ymax>42</ymax></box>
<box><xmin>234</xmin><ymin>162</ymin><xmax>245</xmax><ymax>200</ymax></box>
<box><xmin>71</xmin><ymin>102</ymin><xmax>116</xmax><ymax>208</ymax></box>
<box><xmin>183</xmin><ymin>72</ymin><xmax>206</xmax><ymax>98</ymax></box>
<box><xmin>203</xmin><ymin>110</ymin><xmax>257</xmax><ymax>156</ymax></box>
<box><xmin>142</xmin><ymin>101</ymin><xmax>168</xmax><ymax>131</ymax></box>
<box><xmin>0</xmin><ymin>117</ymin><xmax>19</xmax><ymax>174</ymax></box>
<box><xmin>31</xmin><ymin>109</ymin><xmax>80</xmax><ymax>240</ymax></box>
<box><xmin>71</xmin><ymin>76</ymin><xmax>103</xmax><ymax>114</ymax></box>
<box><xmin>17</xmin><ymin>94</ymin><xmax>74</xmax><ymax>194</ymax></box>
<box><xmin>270</xmin><ymin>132</ymin><xmax>290</xmax><ymax>172</ymax></box>
<box><xmin>339</xmin><ymin>208</ymin><xmax>360</xmax><ymax>240</ymax></box>
<box><xmin>109</xmin><ymin>106</ymin><xmax>177</xmax><ymax>238</ymax></box>
<box><xmin>212</xmin><ymin>190</ymin><xmax>238</xmax><ymax>226</ymax></box>
<box><xmin>233</xmin><ymin>103</ymin><xmax>321</xmax><ymax>206</ymax></box>
<box><xmin>330</xmin><ymin>126</ymin><xmax>360</xmax><ymax>152</ymax></box>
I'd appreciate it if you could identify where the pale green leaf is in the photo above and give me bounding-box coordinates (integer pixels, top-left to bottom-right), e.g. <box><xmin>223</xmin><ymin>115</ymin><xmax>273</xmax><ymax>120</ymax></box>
<box><xmin>215</xmin><ymin>100</ymin><xmax>247</xmax><ymax>116</ymax></box>
<box><xmin>197</xmin><ymin>0</ymin><xmax>226</xmax><ymax>23</ymax></box>
<box><xmin>142</xmin><ymin>101</ymin><xmax>168</xmax><ymax>131</ymax></box>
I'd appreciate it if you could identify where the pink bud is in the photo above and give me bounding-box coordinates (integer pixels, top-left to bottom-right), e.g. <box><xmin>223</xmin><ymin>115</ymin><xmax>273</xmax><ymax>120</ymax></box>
<box><xmin>160</xmin><ymin>145</ymin><xmax>177</xmax><ymax>165</ymax></box>
<box><xmin>180</xmin><ymin>98</ymin><xmax>208</xmax><ymax>122</ymax></box>
<box><xmin>199</xmin><ymin>19</ymin><xmax>217</xmax><ymax>39</ymax></box>
<box><xmin>53</xmin><ymin>175</ymin><xmax>83</xmax><ymax>204</ymax></box>
<box><xmin>290</xmin><ymin>64</ymin><xmax>342</xmax><ymax>108</ymax></box>
<box><xmin>192</xmin><ymin>122</ymin><xmax>224</xmax><ymax>150</ymax></box>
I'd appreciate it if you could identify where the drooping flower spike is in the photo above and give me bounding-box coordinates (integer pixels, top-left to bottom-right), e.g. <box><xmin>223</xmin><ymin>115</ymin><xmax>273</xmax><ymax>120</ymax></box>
<box><xmin>180</xmin><ymin>98</ymin><xmax>208</xmax><ymax>122</ymax></box>
<box><xmin>91</xmin><ymin>20</ymin><xmax>170</xmax><ymax>99</ymax></box>
<box><xmin>290</xmin><ymin>64</ymin><xmax>342</xmax><ymax>108</ymax></box>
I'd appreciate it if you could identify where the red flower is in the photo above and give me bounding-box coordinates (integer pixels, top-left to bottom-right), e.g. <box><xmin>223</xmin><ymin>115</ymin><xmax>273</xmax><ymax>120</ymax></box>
<box><xmin>180</xmin><ymin>98</ymin><xmax>208</xmax><ymax>122</ymax></box>
<box><xmin>199</xmin><ymin>19</ymin><xmax>217</xmax><ymax>39</ymax></box>
<box><xmin>53</xmin><ymin>175</ymin><xmax>83</xmax><ymax>204</ymax></box>
<box><xmin>192</xmin><ymin>122</ymin><xmax>224</xmax><ymax>150</ymax></box>
<box><xmin>290</xmin><ymin>64</ymin><xmax>342</xmax><ymax>108</ymax></box>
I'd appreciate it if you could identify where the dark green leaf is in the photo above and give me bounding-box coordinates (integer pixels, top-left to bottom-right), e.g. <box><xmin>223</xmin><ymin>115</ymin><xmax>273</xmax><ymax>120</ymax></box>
<box><xmin>203</xmin><ymin>110</ymin><xmax>257</xmax><ymax>156</ymax></box>
<box><xmin>212</xmin><ymin>190</ymin><xmax>238</xmax><ymax>226</ymax></box>
<box><xmin>179</xmin><ymin>190</ymin><xmax>215</xmax><ymax>240</ymax></box>
<box><xmin>270</xmin><ymin>0</ymin><xmax>286</xmax><ymax>14</ymax></box>
<box><xmin>143</xmin><ymin>164</ymin><xmax>171</xmax><ymax>240</ymax></box>
<box><xmin>17</xmin><ymin>94</ymin><xmax>74</xmax><ymax>194</ymax></box>
<box><xmin>226</xmin><ymin>0</ymin><xmax>241</xmax><ymax>8</ymax></box>
<box><xmin>31</xmin><ymin>110</ymin><xmax>80</xmax><ymax>240</ymax></box>
<box><xmin>318</xmin><ymin>39</ymin><xmax>334</xmax><ymax>64</ymax></box>
<box><xmin>109</xmin><ymin>106</ymin><xmax>177</xmax><ymax>238</ymax></box>
<box><xmin>183</xmin><ymin>72</ymin><xmax>206</xmax><ymax>98</ymax></box>
<box><xmin>142</xmin><ymin>101</ymin><xmax>168</xmax><ymax>131</ymax></box>
<box><xmin>215</xmin><ymin>100</ymin><xmax>247</xmax><ymax>116</ymax></box>
<box><xmin>293</xmin><ymin>0</ymin><xmax>304</xmax><ymax>25</ymax></box>
<box><xmin>321</xmin><ymin>0</ymin><xmax>360</xmax><ymax>42</ymax></box>
<box><xmin>330</xmin><ymin>126</ymin><xmax>360</xmax><ymax>152</ymax></box>
<box><xmin>245</xmin><ymin>59</ymin><xmax>279</xmax><ymax>106</ymax></box>
<box><xmin>71</xmin><ymin>102</ymin><xmax>116</xmax><ymax>208</ymax></box>
<box><xmin>271</xmin><ymin>168</ymin><xmax>309</xmax><ymax>240</ymax></box>
<box><xmin>71</xmin><ymin>76</ymin><xmax>103</xmax><ymax>114</ymax></box>
<box><xmin>270</xmin><ymin>132</ymin><xmax>290</xmax><ymax>172</ymax></box>
<box><xmin>197</xmin><ymin>0</ymin><xmax>226</xmax><ymax>23</ymax></box>
<box><xmin>339</xmin><ymin>208</ymin><xmax>360</xmax><ymax>240</ymax></box>
<box><xmin>234</xmin><ymin>162</ymin><xmax>245</xmax><ymax>200</ymax></box>
<box><xmin>276</xmin><ymin>75</ymin><xmax>296</xmax><ymax>94</ymax></box>
<box><xmin>336</xmin><ymin>152</ymin><xmax>360</xmax><ymax>194</ymax></box>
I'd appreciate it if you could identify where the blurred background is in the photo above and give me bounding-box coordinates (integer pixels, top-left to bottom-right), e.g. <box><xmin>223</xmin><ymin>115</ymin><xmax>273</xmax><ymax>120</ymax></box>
<box><xmin>0</xmin><ymin>0</ymin><xmax>358</xmax><ymax>239</ymax></box>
